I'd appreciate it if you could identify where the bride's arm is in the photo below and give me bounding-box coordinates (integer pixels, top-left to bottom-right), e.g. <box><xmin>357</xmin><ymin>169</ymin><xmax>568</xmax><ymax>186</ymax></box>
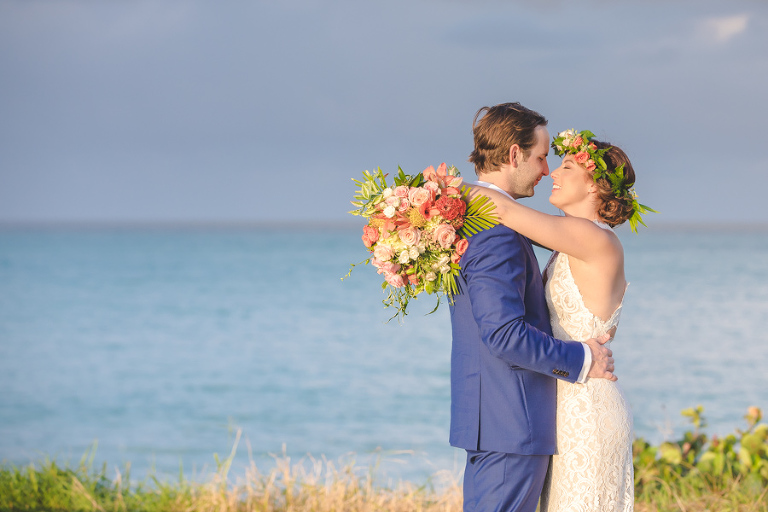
<box><xmin>465</xmin><ymin>184</ymin><xmax>615</xmax><ymax>263</ymax></box>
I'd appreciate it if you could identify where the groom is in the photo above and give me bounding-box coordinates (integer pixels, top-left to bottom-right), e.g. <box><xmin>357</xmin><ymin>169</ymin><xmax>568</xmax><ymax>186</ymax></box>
<box><xmin>450</xmin><ymin>102</ymin><xmax>616</xmax><ymax>512</ymax></box>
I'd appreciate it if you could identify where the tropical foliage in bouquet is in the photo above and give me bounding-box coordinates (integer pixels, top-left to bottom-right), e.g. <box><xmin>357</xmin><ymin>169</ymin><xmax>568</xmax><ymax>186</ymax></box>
<box><xmin>345</xmin><ymin>163</ymin><xmax>498</xmax><ymax>320</ymax></box>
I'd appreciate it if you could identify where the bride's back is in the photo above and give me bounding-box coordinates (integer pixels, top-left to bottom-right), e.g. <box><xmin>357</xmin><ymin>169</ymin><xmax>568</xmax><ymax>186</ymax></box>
<box><xmin>556</xmin><ymin>226</ymin><xmax>626</xmax><ymax>325</ymax></box>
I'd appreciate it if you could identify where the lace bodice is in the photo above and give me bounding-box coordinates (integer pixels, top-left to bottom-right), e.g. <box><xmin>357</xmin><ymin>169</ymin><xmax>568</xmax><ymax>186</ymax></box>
<box><xmin>543</xmin><ymin>250</ymin><xmax>624</xmax><ymax>343</ymax></box>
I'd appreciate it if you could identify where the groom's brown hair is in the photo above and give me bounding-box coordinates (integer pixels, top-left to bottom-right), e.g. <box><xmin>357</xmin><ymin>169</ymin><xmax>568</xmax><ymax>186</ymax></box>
<box><xmin>469</xmin><ymin>102</ymin><xmax>547</xmax><ymax>175</ymax></box>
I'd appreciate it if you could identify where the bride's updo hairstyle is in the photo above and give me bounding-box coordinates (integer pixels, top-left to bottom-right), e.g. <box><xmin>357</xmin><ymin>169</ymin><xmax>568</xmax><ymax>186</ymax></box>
<box><xmin>590</xmin><ymin>140</ymin><xmax>636</xmax><ymax>228</ymax></box>
<box><xmin>552</xmin><ymin>128</ymin><xmax>654</xmax><ymax>232</ymax></box>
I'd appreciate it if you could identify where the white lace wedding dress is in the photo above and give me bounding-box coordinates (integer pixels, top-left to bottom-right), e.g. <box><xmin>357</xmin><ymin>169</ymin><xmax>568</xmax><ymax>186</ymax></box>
<box><xmin>539</xmin><ymin>238</ymin><xmax>635</xmax><ymax>512</ymax></box>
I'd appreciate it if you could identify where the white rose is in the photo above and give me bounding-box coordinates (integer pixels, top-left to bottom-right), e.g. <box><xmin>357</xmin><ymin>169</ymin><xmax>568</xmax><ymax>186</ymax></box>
<box><xmin>425</xmin><ymin>271</ymin><xmax>437</xmax><ymax>282</ymax></box>
<box><xmin>398</xmin><ymin>250</ymin><xmax>411</xmax><ymax>264</ymax></box>
<box><xmin>408</xmin><ymin>246</ymin><xmax>419</xmax><ymax>260</ymax></box>
<box><xmin>385</xmin><ymin>196</ymin><xmax>400</xmax><ymax>207</ymax></box>
<box><xmin>439</xmin><ymin>264</ymin><xmax>451</xmax><ymax>274</ymax></box>
<box><xmin>382</xmin><ymin>188</ymin><xmax>393</xmax><ymax>199</ymax></box>
<box><xmin>433</xmin><ymin>254</ymin><xmax>450</xmax><ymax>269</ymax></box>
<box><xmin>383</xmin><ymin>205</ymin><xmax>396</xmax><ymax>218</ymax></box>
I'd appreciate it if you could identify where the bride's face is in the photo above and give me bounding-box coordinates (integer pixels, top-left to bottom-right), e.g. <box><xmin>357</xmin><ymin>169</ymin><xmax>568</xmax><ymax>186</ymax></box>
<box><xmin>549</xmin><ymin>155</ymin><xmax>595</xmax><ymax>212</ymax></box>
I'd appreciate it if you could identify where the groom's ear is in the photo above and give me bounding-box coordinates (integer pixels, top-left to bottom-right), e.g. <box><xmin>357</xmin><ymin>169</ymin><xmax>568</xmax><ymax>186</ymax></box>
<box><xmin>509</xmin><ymin>144</ymin><xmax>521</xmax><ymax>168</ymax></box>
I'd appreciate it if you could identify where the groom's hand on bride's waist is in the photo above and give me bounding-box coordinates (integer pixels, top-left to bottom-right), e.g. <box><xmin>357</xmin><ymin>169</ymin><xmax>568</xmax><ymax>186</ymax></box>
<box><xmin>584</xmin><ymin>334</ymin><xmax>617</xmax><ymax>381</ymax></box>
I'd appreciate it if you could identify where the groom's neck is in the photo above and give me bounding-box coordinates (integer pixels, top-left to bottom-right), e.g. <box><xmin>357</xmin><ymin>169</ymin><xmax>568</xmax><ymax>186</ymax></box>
<box><xmin>478</xmin><ymin>171</ymin><xmax>520</xmax><ymax>200</ymax></box>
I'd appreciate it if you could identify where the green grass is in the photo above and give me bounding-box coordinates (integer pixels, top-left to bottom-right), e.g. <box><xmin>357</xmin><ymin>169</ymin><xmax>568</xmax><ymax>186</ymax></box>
<box><xmin>1</xmin><ymin>407</ymin><xmax>766</xmax><ymax>511</ymax></box>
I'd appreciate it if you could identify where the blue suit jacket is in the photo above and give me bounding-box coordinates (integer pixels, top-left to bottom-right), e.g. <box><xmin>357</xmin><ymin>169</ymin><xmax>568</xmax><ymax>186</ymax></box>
<box><xmin>449</xmin><ymin>224</ymin><xmax>586</xmax><ymax>455</ymax></box>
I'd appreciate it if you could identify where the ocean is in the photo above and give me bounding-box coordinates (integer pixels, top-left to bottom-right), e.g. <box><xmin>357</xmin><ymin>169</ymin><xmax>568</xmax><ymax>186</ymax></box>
<box><xmin>1</xmin><ymin>226</ymin><xmax>767</xmax><ymax>483</ymax></box>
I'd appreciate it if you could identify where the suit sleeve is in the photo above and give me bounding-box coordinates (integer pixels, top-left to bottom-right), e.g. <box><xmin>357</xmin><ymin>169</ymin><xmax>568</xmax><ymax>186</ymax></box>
<box><xmin>463</xmin><ymin>227</ymin><xmax>585</xmax><ymax>383</ymax></box>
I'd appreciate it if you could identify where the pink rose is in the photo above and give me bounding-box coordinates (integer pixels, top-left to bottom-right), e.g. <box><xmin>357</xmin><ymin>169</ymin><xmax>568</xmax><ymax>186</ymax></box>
<box><xmin>408</xmin><ymin>187</ymin><xmax>433</xmax><ymax>207</ymax></box>
<box><xmin>384</xmin><ymin>272</ymin><xmax>406</xmax><ymax>288</ymax></box>
<box><xmin>572</xmin><ymin>136</ymin><xmax>583</xmax><ymax>147</ymax></box>
<box><xmin>455</xmin><ymin>238</ymin><xmax>469</xmax><ymax>256</ymax></box>
<box><xmin>397</xmin><ymin>199</ymin><xmax>411</xmax><ymax>212</ymax></box>
<box><xmin>362</xmin><ymin>225</ymin><xmax>379</xmax><ymax>248</ymax></box>
<box><xmin>451</xmin><ymin>252</ymin><xmax>462</xmax><ymax>264</ymax></box>
<box><xmin>374</xmin><ymin>260</ymin><xmax>400</xmax><ymax>275</ymax></box>
<box><xmin>574</xmin><ymin>151</ymin><xmax>589</xmax><ymax>164</ymax></box>
<box><xmin>385</xmin><ymin>196</ymin><xmax>400</xmax><ymax>207</ymax></box>
<box><xmin>586</xmin><ymin>160</ymin><xmax>596</xmax><ymax>172</ymax></box>
<box><xmin>423</xmin><ymin>181</ymin><xmax>439</xmax><ymax>196</ymax></box>
<box><xmin>433</xmin><ymin>223</ymin><xmax>457</xmax><ymax>249</ymax></box>
<box><xmin>408</xmin><ymin>274</ymin><xmax>419</xmax><ymax>285</ymax></box>
<box><xmin>394</xmin><ymin>186</ymin><xmax>409</xmax><ymax>198</ymax></box>
<box><xmin>399</xmin><ymin>226</ymin><xmax>421</xmax><ymax>246</ymax></box>
<box><xmin>373</xmin><ymin>244</ymin><xmax>395</xmax><ymax>261</ymax></box>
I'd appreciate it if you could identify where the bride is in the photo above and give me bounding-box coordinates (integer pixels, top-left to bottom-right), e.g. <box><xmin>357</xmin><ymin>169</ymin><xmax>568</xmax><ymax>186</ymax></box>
<box><xmin>467</xmin><ymin>129</ymin><xmax>650</xmax><ymax>512</ymax></box>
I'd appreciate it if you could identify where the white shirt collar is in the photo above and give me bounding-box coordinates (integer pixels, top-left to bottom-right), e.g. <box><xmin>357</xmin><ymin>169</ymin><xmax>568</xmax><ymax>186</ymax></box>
<box><xmin>473</xmin><ymin>181</ymin><xmax>516</xmax><ymax>202</ymax></box>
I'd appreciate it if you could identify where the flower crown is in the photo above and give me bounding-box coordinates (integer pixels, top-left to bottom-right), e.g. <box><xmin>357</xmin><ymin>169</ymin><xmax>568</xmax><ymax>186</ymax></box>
<box><xmin>551</xmin><ymin>129</ymin><xmax>656</xmax><ymax>233</ymax></box>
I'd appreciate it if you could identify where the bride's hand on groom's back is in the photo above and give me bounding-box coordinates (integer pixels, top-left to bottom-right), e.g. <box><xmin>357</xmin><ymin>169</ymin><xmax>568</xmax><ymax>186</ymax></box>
<box><xmin>585</xmin><ymin>334</ymin><xmax>617</xmax><ymax>381</ymax></box>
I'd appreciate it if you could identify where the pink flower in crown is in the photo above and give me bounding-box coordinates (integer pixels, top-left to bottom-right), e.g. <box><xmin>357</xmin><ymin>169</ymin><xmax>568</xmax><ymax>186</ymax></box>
<box><xmin>572</xmin><ymin>136</ymin><xmax>583</xmax><ymax>148</ymax></box>
<box><xmin>408</xmin><ymin>187</ymin><xmax>432</xmax><ymax>207</ymax></box>
<box><xmin>574</xmin><ymin>151</ymin><xmax>590</xmax><ymax>165</ymax></box>
<box><xmin>588</xmin><ymin>142</ymin><xmax>597</xmax><ymax>151</ymax></box>
<box><xmin>362</xmin><ymin>225</ymin><xmax>379</xmax><ymax>248</ymax></box>
<box><xmin>393</xmin><ymin>186</ymin><xmax>409</xmax><ymax>198</ymax></box>
<box><xmin>586</xmin><ymin>160</ymin><xmax>596</xmax><ymax>172</ymax></box>
<box><xmin>384</xmin><ymin>271</ymin><xmax>406</xmax><ymax>288</ymax></box>
<box><xmin>399</xmin><ymin>226</ymin><xmax>421</xmax><ymax>246</ymax></box>
<box><xmin>433</xmin><ymin>223</ymin><xmax>457</xmax><ymax>249</ymax></box>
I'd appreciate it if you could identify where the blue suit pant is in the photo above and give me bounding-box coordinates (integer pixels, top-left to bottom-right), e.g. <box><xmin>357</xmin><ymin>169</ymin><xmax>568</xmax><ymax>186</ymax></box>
<box><xmin>463</xmin><ymin>450</ymin><xmax>550</xmax><ymax>512</ymax></box>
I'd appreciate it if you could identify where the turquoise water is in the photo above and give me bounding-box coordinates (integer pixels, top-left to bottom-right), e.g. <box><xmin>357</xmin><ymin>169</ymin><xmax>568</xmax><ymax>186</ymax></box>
<box><xmin>1</xmin><ymin>226</ymin><xmax>767</xmax><ymax>483</ymax></box>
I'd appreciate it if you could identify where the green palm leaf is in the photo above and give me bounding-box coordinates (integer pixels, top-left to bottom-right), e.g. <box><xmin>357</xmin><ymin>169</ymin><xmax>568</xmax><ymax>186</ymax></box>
<box><xmin>458</xmin><ymin>190</ymin><xmax>499</xmax><ymax>238</ymax></box>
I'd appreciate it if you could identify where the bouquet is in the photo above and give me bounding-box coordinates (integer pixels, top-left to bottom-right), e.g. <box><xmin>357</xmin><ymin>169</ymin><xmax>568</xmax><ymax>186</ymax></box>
<box><xmin>345</xmin><ymin>163</ymin><xmax>498</xmax><ymax>320</ymax></box>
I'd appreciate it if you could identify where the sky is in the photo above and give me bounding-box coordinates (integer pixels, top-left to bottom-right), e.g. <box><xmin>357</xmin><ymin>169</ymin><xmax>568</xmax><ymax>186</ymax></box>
<box><xmin>1</xmin><ymin>0</ymin><xmax>766</xmax><ymax>226</ymax></box>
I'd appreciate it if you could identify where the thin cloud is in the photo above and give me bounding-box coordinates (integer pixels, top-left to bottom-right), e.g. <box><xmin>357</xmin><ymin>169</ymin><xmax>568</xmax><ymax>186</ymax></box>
<box><xmin>699</xmin><ymin>14</ymin><xmax>749</xmax><ymax>43</ymax></box>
